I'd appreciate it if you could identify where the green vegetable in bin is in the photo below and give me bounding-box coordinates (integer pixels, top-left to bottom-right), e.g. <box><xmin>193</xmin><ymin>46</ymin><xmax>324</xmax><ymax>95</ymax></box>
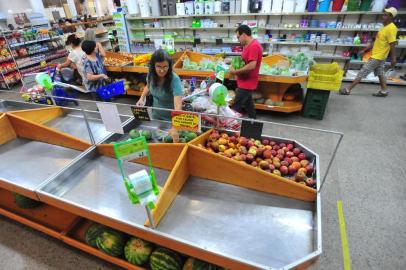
<box><xmin>231</xmin><ymin>56</ymin><xmax>245</xmax><ymax>69</ymax></box>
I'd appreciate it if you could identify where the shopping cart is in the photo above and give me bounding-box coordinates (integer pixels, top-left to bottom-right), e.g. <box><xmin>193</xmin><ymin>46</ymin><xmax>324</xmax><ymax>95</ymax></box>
<box><xmin>20</xmin><ymin>68</ymin><xmax>79</xmax><ymax>106</ymax></box>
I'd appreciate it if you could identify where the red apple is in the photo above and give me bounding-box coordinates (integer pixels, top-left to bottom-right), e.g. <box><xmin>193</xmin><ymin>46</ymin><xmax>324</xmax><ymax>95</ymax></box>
<box><xmin>263</xmin><ymin>150</ymin><xmax>273</xmax><ymax>159</ymax></box>
<box><xmin>256</xmin><ymin>157</ymin><xmax>263</xmax><ymax>163</ymax></box>
<box><xmin>270</xmin><ymin>141</ymin><xmax>276</xmax><ymax>146</ymax></box>
<box><xmin>270</xmin><ymin>150</ymin><xmax>277</xmax><ymax>156</ymax></box>
<box><xmin>288</xmin><ymin>165</ymin><xmax>297</xmax><ymax>174</ymax></box>
<box><xmin>280</xmin><ymin>165</ymin><xmax>289</xmax><ymax>175</ymax></box>
<box><xmin>221</xmin><ymin>133</ymin><xmax>229</xmax><ymax>139</ymax></box>
<box><xmin>287</xmin><ymin>143</ymin><xmax>294</xmax><ymax>150</ymax></box>
<box><xmin>305</xmin><ymin>178</ymin><xmax>316</xmax><ymax>187</ymax></box>
<box><xmin>277</xmin><ymin>149</ymin><xmax>285</xmax><ymax>155</ymax></box>
<box><xmin>251</xmin><ymin>161</ymin><xmax>258</xmax><ymax>167</ymax></box>
<box><xmin>269</xmin><ymin>164</ymin><xmax>276</xmax><ymax>171</ymax></box>
<box><xmin>295</xmin><ymin>170</ymin><xmax>307</xmax><ymax>182</ymax></box>
<box><xmin>239</xmin><ymin>146</ymin><xmax>248</xmax><ymax>155</ymax></box>
<box><xmin>281</xmin><ymin>160</ymin><xmax>289</xmax><ymax>167</ymax></box>
<box><xmin>293</xmin><ymin>148</ymin><xmax>301</xmax><ymax>156</ymax></box>
<box><xmin>284</xmin><ymin>157</ymin><xmax>293</xmax><ymax>165</ymax></box>
<box><xmin>276</xmin><ymin>154</ymin><xmax>285</xmax><ymax>160</ymax></box>
<box><xmin>273</xmin><ymin>161</ymin><xmax>281</xmax><ymax>169</ymax></box>
<box><xmin>273</xmin><ymin>145</ymin><xmax>280</xmax><ymax>151</ymax></box>
<box><xmin>280</xmin><ymin>143</ymin><xmax>286</xmax><ymax>148</ymax></box>
<box><xmin>262</xmin><ymin>139</ymin><xmax>270</xmax><ymax>145</ymax></box>
<box><xmin>246</xmin><ymin>154</ymin><xmax>254</xmax><ymax>162</ymax></box>
<box><xmin>286</xmin><ymin>151</ymin><xmax>294</xmax><ymax>158</ymax></box>
<box><xmin>239</xmin><ymin>137</ymin><xmax>248</xmax><ymax>146</ymax></box>
<box><xmin>247</xmin><ymin>140</ymin><xmax>255</xmax><ymax>148</ymax></box>
<box><xmin>291</xmin><ymin>157</ymin><xmax>300</xmax><ymax>163</ymax></box>
<box><xmin>298</xmin><ymin>153</ymin><xmax>306</xmax><ymax>160</ymax></box>
<box><xmin>272</xmin><ymin>157</ymin><xmax>280</xmax><ymax>163</ymax></box>
<box><xmin>298</xmin><ymin>167</ymin><xmax>307</xmax><ymax>175</ymax></box>
<box><xmin>239</xmin><ymin>154</ymin><xmax>247</xmax><ymax>161</ymax></box>
<box><xmin>305</xmin><ymin>164</ymin><xmax>314</xmax><ymax>175</ymax></box>
<box><xmin>300</xmin><ymin>159</ymin><xmax>310</xmax><ymax>167</ymax></box>
<box><xmin>257</xmin><ymin>147</ymin><xmax>265</xmax><ymax>157</ymax></box>
<box><xmin>229</xmin><ymin>136</ymin><xmax>237</xmax><ymax>143</ymax></box>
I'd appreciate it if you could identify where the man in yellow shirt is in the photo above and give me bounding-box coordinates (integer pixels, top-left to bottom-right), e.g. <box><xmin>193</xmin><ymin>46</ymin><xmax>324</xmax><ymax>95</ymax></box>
<box><xmin>340</xmin><ymin>7</ymin><xmax>398</xmax><ymax>97</ymax></box>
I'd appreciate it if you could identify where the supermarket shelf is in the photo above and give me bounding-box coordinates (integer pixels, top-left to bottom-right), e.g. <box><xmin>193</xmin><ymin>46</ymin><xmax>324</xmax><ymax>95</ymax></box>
<box><xmin>130</xmin><ymin>27</ymin><xmax>235</xmax><ymax>31</ymax></box>
<box><xmin>1</xmin><ymin>68</ymin><xmax>18</xmax><ymax>75</ymax></box>
<box><xmin>126</xmin><ymin>11</ymin><xmax>406</xmax><ymax>20</ymax></box>
<box><xmin>18</xmin><ymin>53</ymin><xmax>67</xmax><ymax>70</ymax></box>
<box><xmin>267</xmin><ymin>27</ymin><xmax>397</xmax><ymax>32</ymax></box>
<box><xmin>15</xmin><ymin>47</ymin><xmax>63</xmax><ymax>60</ymax></box>
<box><xmin>343</xmin><ymin>77</ymin><xmax>406</xmax><ymax>86</ymax></box>
<box><xmin>270</xmin><ymin>41</ymin><xmax>316</xmax><ymax>45</ymax></box>
<box><xmin>317</xmin><ymin>43</ymin><xmax>367</xmax><ymax>47</ymax></box>
<box><xmin>313</xmin><ymin>55</ymin><xmax>350</xmax><ymax>60</ymax></box>
<box><xmin>255</xmin><ymin>101</ymin><xmax>303</xmax><ymax>113</ymax></box>
<box><xmin>0</xmin><ymin>57</ymin><xmax>14</xmax><ymax>64</ymax></box>
<box><xmin>9</xmin><ymin>36</ymin><xmax>62</xmax><ymax>47</ymax></box>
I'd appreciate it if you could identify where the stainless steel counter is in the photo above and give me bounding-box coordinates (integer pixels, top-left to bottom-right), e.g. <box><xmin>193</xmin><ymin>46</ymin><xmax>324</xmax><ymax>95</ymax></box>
<box><xmin>0</xmin><ymin>138</ymin><xmax>81</xmax><ymax>191</ymax></box>
<box><xmin>156</xmin><ymin>176</ymin><xmax>316</xmax><ymax>269</ymax></box>
<box><xmin>0</xmin><ymin>100</ymin><xmax>49</xmax><ymax>112</ymax></box>
<box><xmin>40</xmin><ymin>148</ymin><xmax>170</xmax><ymax>225</ymax></box>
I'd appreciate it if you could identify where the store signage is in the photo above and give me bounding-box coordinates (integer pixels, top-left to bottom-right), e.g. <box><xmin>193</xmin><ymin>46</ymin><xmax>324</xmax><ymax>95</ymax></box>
<box><xmin>171</xmin><ymin>111</ymin><xmax>201</xmax><ymax>132</ymax></box>
<box><xmin>131</xmin><ymin>106</ymin><xmax>152</xmax><ymax>121</ymax></box>
<box><xmin>241</xmin><ymin>120</ymin><xmax>263</xmax><ymax>140</ymax></box>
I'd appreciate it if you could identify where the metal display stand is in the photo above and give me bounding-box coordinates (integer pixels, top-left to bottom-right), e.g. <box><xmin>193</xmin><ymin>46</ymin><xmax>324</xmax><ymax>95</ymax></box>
<box><xmin>0</xmin><ymin>93</ymin><xmax>343</xmax><ymax>270</ymax></box>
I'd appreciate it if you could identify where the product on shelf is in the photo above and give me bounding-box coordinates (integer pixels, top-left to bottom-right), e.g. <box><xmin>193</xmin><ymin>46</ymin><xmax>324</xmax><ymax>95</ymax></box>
<box><xmin>104</xmin><ymin>57</ymin><xmax>131</xmax><ymax>66</ymax></box>
<box><xmin>85</xmin><ymin>223</ymin><xmax>108</xmax><ymax>248</ymax></box>
<box><xmin>133</xmin><ymin>53</ymin><xmax>152</xmax><ymax>66</ymax></box>
<box><xmin>150</xmin><ymin>248</ymin><xmax>182</xmax><ymax>270</ymax></box>
<box><xmin>96</xmin><ymin>229</ymin><xmax>126</xmax><ymax>257</ymax></box>
<box><xmin>124</xmin><ymin>237</ymin><xmax>154</xmax><ymax>266</ymax></box>
<box><xmin>13</xmin><ymin>193</ymin><xmax>42</xmax><ymax>209</ymax></box>
<box><xmin>200</xmin><ymin>130</ymin><xmax>316</xmax><ymax>189</ymax></box>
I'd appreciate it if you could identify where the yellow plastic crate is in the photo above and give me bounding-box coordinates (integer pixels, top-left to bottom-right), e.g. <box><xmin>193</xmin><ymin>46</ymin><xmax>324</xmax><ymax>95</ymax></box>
<box><xmin>307</xmin><ymin>62</ymin><xmax>344</xmax><ymax>91</ymax></box>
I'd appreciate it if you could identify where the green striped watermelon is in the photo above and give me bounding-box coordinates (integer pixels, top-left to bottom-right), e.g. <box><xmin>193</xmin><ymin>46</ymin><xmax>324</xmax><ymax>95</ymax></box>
<box><xmin>13</xmin><ymin>193</ymin><xmax>42</xmax><ymax>209</ymax></box>
<box><xmin>96</xmin><ymin>229</ymin><xmax>126</xmax><ymax>257</ymax></box>
<box><xmin>85</xmin><ymin>223</ymin><xmax>107</xmax><ymax>248</ymax></box>
<box><xmin>124</xmin><ymin>237</ymin><xmax>154</xmax><ymax>265</ymax></box>
<box><xmin>183</xmin><ymin>257</ymin><xmax>219</xmax><ymax>270</ymax></box>
<box><xmin>150</xmin><ymin>248</ymin><xmax>183</xmax><ymax>270</ymax></box>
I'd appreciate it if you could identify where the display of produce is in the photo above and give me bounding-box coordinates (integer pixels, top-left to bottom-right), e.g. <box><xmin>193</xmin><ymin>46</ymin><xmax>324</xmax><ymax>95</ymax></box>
<box><xmin>129</xmin><ymin>129</ymin><xmax>153</xmax><ymax>140</ymax></box>
<box><xmin>85</xmin><ymin>223</ymin><xmax>108</xmax><ymax>248</ymax></box>
<box><xmin>199</xmin><ymin>130</ymin><xmax>316</xmax><ymax>188</ymax></box>
<box><xmin>104</xmin><ymin>57</ymin><xmax>131</xmax><ymax>66</ymax></box>
<box><xmin>182</xmin><ymin>56</ymin><xmax>219</xmax><ymax>71</ymax></box>
<box><xmin>150</xmin><ymin>248</ymin><xmax>183</xmax><ymax>270</ymax></box>
<box><xmin>260</xmin><ymin>53</ymin><xmax>313</xmax><ymax>76</ymax></box>
<box><xmin>133</xmin><ymin>53</ymin><xmax>152</xmax><ymax>66</ymax></box>
<box><xmin>124</xmin><ymin>237</ymin><xmax>154</xmax><ymax>265</ymax></box>
<box><xmin>96</xmin><ymin>229</ymin><xmax>127</xmax><ymax>257</ymax></box>
<box><xmin>230</xmin><ymin>56</ymin><xmax>245</xmax><ymax>69</ymax></box>
<box><xmin>183</xmin><ymin>257</ymin><xmax>220</xmax><ymax>270</ymax></box>
<box><xmin>13</xmin><ymin>193</ymin><xmax>42</xmax><ymax>209</ymax></box>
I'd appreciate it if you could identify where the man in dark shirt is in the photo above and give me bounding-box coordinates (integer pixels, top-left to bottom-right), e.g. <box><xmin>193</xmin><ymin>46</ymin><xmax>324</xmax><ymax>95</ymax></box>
<box><xmin>229</xmin><ymin>25</ymin><xmax>263</xmax><ymax>119</ymax></box>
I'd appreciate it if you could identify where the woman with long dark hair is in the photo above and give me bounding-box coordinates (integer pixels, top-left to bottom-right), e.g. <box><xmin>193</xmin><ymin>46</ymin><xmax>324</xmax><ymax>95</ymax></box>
<box><xmin>136</xmin><ymin>49</ymin><xmax>183</xmax><ymax>121</ymax></box>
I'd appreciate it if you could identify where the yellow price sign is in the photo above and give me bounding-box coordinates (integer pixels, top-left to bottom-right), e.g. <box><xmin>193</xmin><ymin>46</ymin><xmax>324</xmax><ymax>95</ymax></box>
<box><xmin>171</xmin><ymin>112</ymin><xmax>200</xmax><ymax>132</ymax></box>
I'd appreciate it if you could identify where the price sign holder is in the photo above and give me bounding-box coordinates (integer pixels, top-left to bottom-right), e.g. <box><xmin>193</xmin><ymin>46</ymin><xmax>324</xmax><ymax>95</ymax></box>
<box><xmin>113</xmin><ymin>137</ymin><xmax>159</xmax><ymax>228</ymax></box>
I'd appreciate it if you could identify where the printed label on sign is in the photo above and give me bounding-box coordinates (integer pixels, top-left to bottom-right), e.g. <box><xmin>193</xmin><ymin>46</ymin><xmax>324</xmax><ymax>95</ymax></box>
<box><xmin>131</xmin><ymin>106</ymin><xmax>151</xmax><ymax>121</ymax></box>
<box><xmin>171</xmin><ymin>112</ymin><xmax>201</xmax><ymax>132</ymax></box>
<box><xmin>115</xmin><ymin>139</ymin><xmax>147</xmax><ymax>159</ymax></box>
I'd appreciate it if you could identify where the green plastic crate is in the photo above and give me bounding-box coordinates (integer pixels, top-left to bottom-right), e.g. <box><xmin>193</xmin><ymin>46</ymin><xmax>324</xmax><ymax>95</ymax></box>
<box><xmin>302</xmin><ymin>89</ymin><xmax>330</xmax><ymax>120</ymax></box>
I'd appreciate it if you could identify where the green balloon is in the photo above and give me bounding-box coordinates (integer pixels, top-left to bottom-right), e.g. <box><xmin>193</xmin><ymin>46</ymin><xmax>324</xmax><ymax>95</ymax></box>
<box><xmin>35</xmin><ymin>73</ymin><xmax>53</xmax><ymax>90</ymax></box>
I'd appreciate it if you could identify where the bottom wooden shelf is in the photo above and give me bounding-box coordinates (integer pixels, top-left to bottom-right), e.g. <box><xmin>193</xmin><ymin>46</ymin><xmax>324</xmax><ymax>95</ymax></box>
<box><xmin>62</xmin><ymin>219</ymin><xmax>146</xmax><ymax>270</ymax></box>
<box><xmin>0</xmin><ymin>188</ymin><xmax>78</xmax><ymax>239</ymax></box>
<box><xmin>255</xmin><ymin>101</ymin><xmax>303</xmax><ymax>113</ymax></box>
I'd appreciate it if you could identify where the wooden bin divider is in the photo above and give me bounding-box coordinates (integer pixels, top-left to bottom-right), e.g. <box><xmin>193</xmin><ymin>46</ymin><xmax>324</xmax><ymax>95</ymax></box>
<box><xmin>0</xmin><ymin>113</ymin><xmax>17</xmax><ymax>145</ymax></box>
<box><xmin>8</xmin><ymin>107</ymin><xmax>64</xmax><ymax>124</ymax></box>
<box><xmin>6</xmin><ymin>113</ymin><xmax>91</xmax><ymax>151</ymax></box>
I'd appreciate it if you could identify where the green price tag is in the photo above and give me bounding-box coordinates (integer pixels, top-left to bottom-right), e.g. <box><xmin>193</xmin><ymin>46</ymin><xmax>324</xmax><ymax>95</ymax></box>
<box><xmin>113</xmin><ymin>137</ymin><xmax>159</xmax><ymax>208</ymax></box>
<box><xmin>215</xmin><ymin>64</ymin><xmax>227</xmax><ymax>82</ymax></box>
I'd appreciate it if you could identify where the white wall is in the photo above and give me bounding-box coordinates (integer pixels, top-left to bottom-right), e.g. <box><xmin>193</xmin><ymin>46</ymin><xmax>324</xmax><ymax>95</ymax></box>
<box><xmin>0</xmin><ymin>0</ymin><xmax>32</xmax><ymax>13</ymax></box>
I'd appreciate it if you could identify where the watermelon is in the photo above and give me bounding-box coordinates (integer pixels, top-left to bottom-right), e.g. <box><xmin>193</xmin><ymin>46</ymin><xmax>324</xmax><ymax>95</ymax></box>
<box><xmin>179</xmin><ymin>138</ymin><xmax>187</xmax><ymax>143</ymax></box>
<box><xmin>141</xmin><ymin>130</ymin><xmax>152</xmax><ymax>140</ymax></box>
<box><xmin>124</xmin><ymin>237</ymin><xmax>154</xmax><ymax>265</ymax></box>
<box><xmin>150</xmin><ymin>248</ymin><xmax>183</xmax><ymax>270</ymax></box>
<box><xmin>129</xmin><ymin>129</ymin><xmax>141</xmax><ymax>139</ymax></box>
<box><xmin>13</xmin><ymin>193</ymin><xmax>42</xmax><ymax>209</ymax></box>
<box><xmin>85</xmin><ymin>223</ymin><xmax>107</xmax><ymax>248</ymax></box>
<box><xmin>96</xmin><ymin>229</ymin><xmax>126</xmax><ymax>257</ymax></box>
<box><xmin>183</xmin><ymin>257</ymin><xmax>218</xmax><ymax>270</ymax></box>
<box><xmin>185</xmin><ymin>132</ymin><xmax>197</xmax><ymax>142</ymax></box>
<box><xmin>164</xmin><ymin>135</ymin><xmax>173</xmax><ymax>143</ymax></box>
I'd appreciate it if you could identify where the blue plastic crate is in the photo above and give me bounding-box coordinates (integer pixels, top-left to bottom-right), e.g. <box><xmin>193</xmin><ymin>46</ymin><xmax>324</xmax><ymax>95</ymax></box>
<box><xmin>97</xmin><ymin>80</ymin><xmax>125</xmax><ymax>101</ymax></box>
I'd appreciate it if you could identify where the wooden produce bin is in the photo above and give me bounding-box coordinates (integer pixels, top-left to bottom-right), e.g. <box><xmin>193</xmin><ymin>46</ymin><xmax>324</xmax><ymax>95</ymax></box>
<box><xmin>104</xmin><ymin>51</ymin><xmax>133</xmax><ymax>70</ymax></box>
<box><xmin>173</xmin><ymin>51</ymin><xmax>217</xmax><ymax>77</ymax></box>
